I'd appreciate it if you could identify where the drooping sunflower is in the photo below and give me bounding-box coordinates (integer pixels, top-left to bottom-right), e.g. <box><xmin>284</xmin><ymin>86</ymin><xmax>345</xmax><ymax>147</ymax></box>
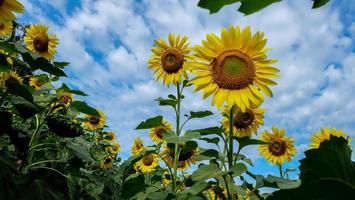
<box><xmin>134</xmin><ymin>153</ymin><xmax>159</xmax><ymax>173</ymax></box>
<box><xmin>29</xmin><ymin>77</ymin><xmax>44</xmax><ymax>90</ymax></box>
<box><xmin>258</xmin><ymin>127</ymin><xmax>296</xmax><ymax>165</ymax></box>
<box><xmin>205</xmin><ymin>185</ymin><xmax>228</xmax><ymax>200</ymax></box>
<box><xmin>0</xmin><ymin>0</ymin><xmax>24</xmax><ymax>22</ymax></box>
<box><xmin>24</xmin><ymin>24</ymin><xmax>58</xmax><ymax>60</ymax></box>
<box><xmin>103</xmin><ymin>131</ymin><xmax>116</xmax><ymax>143</ymax></box>
<box><xmin>83</xmin><ymin>111</ymin><xmax>106</xmax><ymax>130</ymax></box>
<box><xmin>222</xmin><ymin>105</ymin><xmax>265</xmax><ymax>137</ymax></box>
<box><xmin>56</xmin><ymin>90</ymin><xmax>73</xmax><ymax>106</ymax></box>
<box><xmin>149</xmin><ymin>120</ymin><xmax>173</xmax><ymax>144</ymax></box>
<box><xmin>131</xmin><ymin>137</ymin><xmax>144</xmax><ymax>155</ymax></box>
<box><xmin>106</xmin><ymin>143</ymin><xmax>121</xmax><ymax>155</ymax></box>
<box><xmin>3</xmin><ymin>71</ymin><xmax>23</xmax><ymax>84</ymax></box>
<box><xmin>0</xmin><ymin>21</ymin><xmax>12</xmax><ymax>37</ymax></box>
<box><xmin>309</xmin><ymin>127</ymin><xmax>349</xmax><ymax>149</ymax></box>
<box><xmin>100</xmin><ymin>156</ymin><xmax>114</xmax><ymax>169</ymax></box>
<box><xmin>148</xmin><ymin>33</ymin><xmax>193</xmax><ymax>86</ymax></box>
<box><xmin>190</xmin><ymin>25</ymin><xmax>279</xmax><ymax>111</ymax></box>
<box><xmin>161</xmin><ymin>141</ymin><xmax>198</xmax><ymax>171</ymax></box>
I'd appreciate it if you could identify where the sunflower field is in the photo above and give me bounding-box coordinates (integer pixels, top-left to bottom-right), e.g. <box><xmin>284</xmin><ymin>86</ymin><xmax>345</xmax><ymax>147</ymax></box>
<box><xmin>0</xmin><ymin>0</ymin><xmax>354</xmax><ymax>200</ymax></box>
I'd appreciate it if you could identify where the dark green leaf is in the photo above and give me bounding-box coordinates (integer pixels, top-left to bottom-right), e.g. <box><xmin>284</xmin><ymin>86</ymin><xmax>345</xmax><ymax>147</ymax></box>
<box><xmin>192</xmin><ymin>164</ymin><xmax>228</xmax><ymax>182</ymax></box>
<box><xmin>66</xmin><ymin>139</ymin><xmax>94</xmax><ymax>162</ymax></box>
<box><xmin>238</xmin><ymin>0</ymin><xmax>281</xmax><ymax>15</ymax></box>
<box><xmin>53</xmin><ymin>62</ymin><xmax>70</xmax><ymax>69</ymax></box>
<box><xmin>70</xmin><ymin>101</ymin><xmax>100</xmax><ymax>116</ymax></box>
<box><xmin>21</xmin><ymin>52</ymin><xmax>66</xmax><ymax>76</ymax></box>
<box><xmin>10</xmin><ymin>96</ymin><xmax>42</xmax><ymax>118</ymax></box>
<box><xmin>189</xmin><ymin>127</ymin><xmax>223</xmax><ymax>136</ymax></box>
<box><xmin>189</xmin><ymin>110</ymin><xmax>213</xmax><ymax>119</ymax></box>
<box><xmin>198</xmin><ymin>0</ymin><xmax>240</xmax><ymax>14</ymax></box>
<box><xmin>6</xmin><ymin>80</ymin><xmax>33</xmax><ymax>102</ymax></box>
<box><xmin>58</xmin><ymin>83</ymin><xmax>87</xmax><ymax>96</ymax></box>
<box><xmin>156</xmin><ymin>97</ymin><xmax>177</xmax><ymax>107</ymax></box>
<box><xmin>234</xmin><ymin>136</ymin><xmax>269</xmax><ymax>150</ymax></box>
<box><xmin>0</xmin><ymin>42</ymin><xmax>16</xmax><ymax>54</ymax></box>
<box><xmin>122</xmin><ymin>174</ymin><xmax>148</xmax><ymax>199</ymax></box>
<box><xmin>163</xmin><ymin>131</ymin><xmax>200</xmax><ymax>144</ymax></box>
<box><xmin>199</xmin><ymin>137</ymin><xmax>220</xmax><ymax>146</ymax></box>
<box><xmin>136</xmin><ymin>116</ymin><xmax>163</xmax><ymax>129</ymax></box>
<box><xmin>312</xmin><ymin>0</ymin><xmax>330</xmax><ymax>8</ymax></box>
<box><xmin>230</xmin><ymin>163</ymin><xmax>247</xmax><ymax>177</ymax></box>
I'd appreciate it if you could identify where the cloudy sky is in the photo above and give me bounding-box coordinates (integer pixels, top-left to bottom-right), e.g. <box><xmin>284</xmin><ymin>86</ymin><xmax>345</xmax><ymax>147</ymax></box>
<box><xmin>19</xmin><ymin>0</ymin><xmax>354</xmax><ymax>177</ymax></box>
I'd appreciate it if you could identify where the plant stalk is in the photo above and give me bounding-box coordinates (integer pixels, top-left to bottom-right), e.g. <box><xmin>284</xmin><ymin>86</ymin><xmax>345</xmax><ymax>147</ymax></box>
<box><xmin>172</xmin><ymin>83</ymin><xmax>181</xmax><ymax>192</ymax></box>
<box><xmin>278</xmin><ymin>164</ymin><xmax>284</xmax><ymax>178</ymax></box>
<box><xmin>228</xmin><ymin>106</ymin><xmax>235</xmax><ymax>170</ymax></box>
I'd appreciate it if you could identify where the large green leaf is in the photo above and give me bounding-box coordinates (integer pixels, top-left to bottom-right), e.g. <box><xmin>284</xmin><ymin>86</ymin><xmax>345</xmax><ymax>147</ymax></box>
<box><xmin>156</xmin><ymin>97</ymin><xmax>177</xmax><ymax>108</ymax></box>
<box><xmin>198</xmin><ymin>0</ymin><xmax>240</xmax><ymax>14</ymax></box>
<box><xmin>230</xmin><ymin>163</ymin><xmax>247</xmax><ymax>177</ymax></box>
<box><xmin>70</xmin><ymin>101</ymin><xmax>100</xmax><ymax>117</ymax></box>
<box><xmin>188</xmin><ymin>110</ymin><xmax>213</xmax><ymax>119</ymax></box>
<box><xmin>21</xmin><ymin>52</ymin><xmax>66</xmax><ymax>76</ymax></box>
<box><xmin>10</xmin><ymin>96</ymin><xmax>42</xmax><ymax>118</ymax></box>
<box><xmin>191</xmin><ymin>164</ymin><xmax>228</xmax><ymax>182</ymax></box>
<box><xmin>135</xmin><ymin>116</ymin><xmax>163</xmax><ymax>129</ymax></box>
<box><xmin>58</xmin><ymin>83</ymin><xmax>88</xmax><ymax>96</ymax></box>
<box><xmin>189</xmin><ymin>127</ymin><xmax>223</xmax><ymax>137</ymax></box>
<box><xmin>66</xmin><ymin>139</ymin><xmax>94</xmax><ymax>162</ymax></box>
<box><xmin>238</xmin><ymin>0</ymin><xmax>281</xmax><ymax>15</ymax></box>
<box><xmin>312</xmin><ymin>0</ymin><xmax>330</xmax><ymax>8</ymax></box>
<box><xmin>234</xmin><ymin>136</ymin><xmax>269</xmax><ymax>150</ymax></box>
<box><xmin>6</xmin><ymin>80</ymin><xmax>33</xmax><ymax>102</ymax></box>
<box><xmin>163</xmin><ymin>131</ymin><xmax>200</xmax><ymax>144</ymax></box>
<box><xmin>121</xmin><ymin>174</ymin><xmax>148</xmax><ymax>199</ymax></box>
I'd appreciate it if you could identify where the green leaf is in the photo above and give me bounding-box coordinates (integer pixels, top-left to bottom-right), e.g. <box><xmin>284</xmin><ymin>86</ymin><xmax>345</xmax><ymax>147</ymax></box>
<box><xmin>234</xmin><ymin>136</ymin><xmax>269</xmax><ymax>150</ymax></box>
<box><xmin>0</xmin><ymin>42</ymin><xmax>16</xmax><ymax>54</ymax></box>
<box><xmin>198</xmin><ymin>0</ymin><xmax>240</xmax><ymax>14</ymax></box>
<box><xmin>122</xmin><ymin>174</ymin><xmax>148</xmax><ymax>199</ymax></box>
<box><xmin>156</xmin><ymin>97</ymin><xmax>177</xmax><ymax>107</ymax></box>
<box><xmin>312</xmin><ymin>0</ymin><xmax>330</xmax><ymax>8</ymax></box>
<box><xmin>136</xmin><ymin>116</ymin><xmax>163</xmax><ymax>129</ymax></box>
<box><xmin>66</xmin><ymin>139</ymin><xmax>94</xmax><ymax>162</ymax></box>
<box><xmin>58</xmin><ymin>83</ymin><xmax>88</xmax><ymax>96</ymax></box>
<box><xmin>238</xmin><ymin>0</ymin><xmax>281</xmax><ymax>15</ymax></box>
<box><xmin>199</xmin><ymin>137</ymin><xmax>220</xmax><ymax>146</ymax></box>
<box><xmin>236</xmin><ymin>154</ymin><xmax>253</xmax><ymax>166</ymax></box>
<box><xmin>70</xmin><ymin>101</ymin><xmax>100</xmax><ymax>116</ymax></box>
<box><xmin>193</xmin><ymin>149</ymin><xmax>220</xmax><ymax>161</ymax></box>
<box><xmin>10</xmin><ymin>96</ymin><xmax>42</xmax><ymax>118</ymax></box>
<box><xmin>230</xmin><ymin>163</ymin><xmax>247</xmax><ymax>177</ymax></box>
<box><xmin>53</xmin><ymin>62</ymin><xmax>70</xmax><ymax>69</ymax></box>
<box><xmin>189</xmin><ymin>127</ymin><xmax>223</xmax><ymax>136</ymax></box>
<box><xmin>21</xmin><ymin>52</ymin><xmax>67</xmax><ymax>76</ymax></box>
<box><xmin>189</xmin><ymin>110</ymin><xmax>213</xmax><ymax>119</ymax></box>
<box><xmin>191</xmin><ymin>164</ymin><xmax>228</xmax><ymax>182</ymax></box>
<box><xmin>247</xmin><ymin>172</ymin><xmax>300</xmax><ymax>189</ymax></box>
<box><xmin>181</xmin><ymin>181</ymin><xmax>209</xmax><ymax>195</ymax></box>
<box><xmin>6</xmin><ymin>80</ymin><xmax>33</xmax><ymax>102</ymax></box>
<box><xmin>163</xmin><ymin>131</ymin><xmax>200</xmax><ymax>144</ymax></box>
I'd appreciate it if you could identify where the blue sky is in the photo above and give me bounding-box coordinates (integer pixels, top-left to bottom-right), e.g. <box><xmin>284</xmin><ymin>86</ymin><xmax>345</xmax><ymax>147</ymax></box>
<box><xmin>19</xmin><ymin>0</ymin><xmax>354</xmax><ymax>178</ymax></box>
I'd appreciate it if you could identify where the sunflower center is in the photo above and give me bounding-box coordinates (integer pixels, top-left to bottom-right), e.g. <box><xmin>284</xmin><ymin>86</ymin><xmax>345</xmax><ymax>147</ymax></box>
<box><xmin>0</xmin><ymin>53</ymin><xmax>7</xmax><ymax>65</ymax></box>
<box><xmin>0</xmin><ymin>23</ymin><xmax>4</xmax><ymax>30</ymax></box>
<box><xmin>178</xmin><ymin>151</ymin><xmax>194</xmax><ymax>161</ymax></box>
<box><xmin>155</xmin><ymin>127</ymin><xmax>166</xmax><ymax>138</ymax></box>
<box><xmin>268</xmin><ymin>138</ymin><xmax>287</xmax><ymax>156</ymax></box>
<box><xmin>33</xmin><ymin>36</ymin><xmax>49</xmax><ymax>52</ymax></box>
<box><xmin>234</xmin><ymin>109</ymin><xmax>255</xmax><ymax>129</ymax></box>
<box><xmin>89</xmin><ymin>116</ymin><xmax>100</xmax><ymax>125</ymax></box>
<box><xmin>104</xmin><ymin>157</ymin><xmax>112</xmax><ymax>164</ymax></box>
<box><xmin>161</xmin><ymin>48</ymin><xmax>184</xmax><ymax>73</ymax></box>
<box><xmin>143</xmin><ymin>155</ymin><xmax>154</xmax><ymax>166</ymax></box>
<box><xmin>0</xmin><ymin>0</ymin><xmax>3</xmax><ymax>7</ymax></box>
<box><xmin>212</xmin><ymin>50</ymin><xmax>254</xmax><ymax>90</ymax></box>
<box><xmin>58</xmin><ymin>94</ymin><xmax>71</xmax><ymax>105</ymax></box>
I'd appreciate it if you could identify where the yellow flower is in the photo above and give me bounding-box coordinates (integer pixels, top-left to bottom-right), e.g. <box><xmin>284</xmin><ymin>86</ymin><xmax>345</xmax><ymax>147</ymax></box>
<box><xmin>0</xmin><ymin>0</ymin><xmax>24</xmax><ymax>22</ymax></box>
<box><xmin>0</xmin><ymin>49</ymin><xmax>13</xmax><ymax>65</ymax></box>
<box><xmin>24</xmin><ymin>24</ymin><xmax>58</xmax><ymax>60</ymax></box>
<box><xmin>161</xmin><ymin>142</ymin><xmax>198</xmax><ymax>171</ymax></box>
<box><xmin>222</xmin><ymin>105</ymin><xmax>265</xmax><ymax>137</ymax></box>
<box><xmin>83</xmin><ymin>111</ymin><xmax>106</xmax><ymax>130</ymax></box>
<box><xmin>0</xmin><ymin>21</ymin><xmax>12</xmax><ymax>37</ymax></box>
<box><xmin>190</xmin><ymin>25</ymin><xmax>279</xmax><ymax>111</ymax></box>
<box><xmin>310</xmin><ymin>127</ymin><xmax>349</xmax><ymax>149</ymax></box>
<box><xmin>100</xmin><ymin>156</ymin><xmax>114</xmax><ymax>169</ymax></box>
<box><xmin>205</xmin><ymin>185</ymin><xmax>228</xmax><ymax>200</ymax></box>
<box><xmin>149</xmin><ymin>120</ymin><xmax>173</xmax><ymax>144</ymax></box>
<box><xmin>162</xmin><ymin>171</ymin><xmax>172</xmax><ymax>186</ymax></box>
<box><xmin>104</xmin><ymin>131</ymin><xmax>116</xmax><ymax>143</ymax></box>
<box><xmin>57</xmin><ymin>90</ymin><xmax>74</xmax><ymax>106</ymax></box>
<box><xmin>131</xmin><ymin>137</ymin><xmax>144</xmax><ymax>155</ymax></box>
<box><xmin>106</xmin><ymin>143</ymin><xmax>121</xmax><ymax>155</ymax></box>
<box><xmin>134</xmin><ymin>154</ymin><xmax>159</xmax><ymax>173</ymax></box>
<box><xmin>258</xmin><ymin>127</ymin><xmax>296</xmax><ymax>165</ymax></box>
<box><xmin>2</xmin><ymin>71</ymin><xmax>23</xmax><ymax>84</ymax></box>
<box><xmin>148</xmin><ymin>33</ymin><xmax>193</xmax><ymax>86</ymax></box>
<box><xmin>29</xmin><ymin>77</ymin><xmax>43</xmax><ymax>90</ymax></box>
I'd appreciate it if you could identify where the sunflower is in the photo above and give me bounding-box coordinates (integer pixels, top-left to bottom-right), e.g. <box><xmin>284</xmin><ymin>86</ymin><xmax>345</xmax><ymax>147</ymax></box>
<box><xmin>57</xmin><ymin>90</ymin><xmax>73</xmax><ymax>106</ymax></box>
<box><xmin>100</xmin><ymin>156</ymin><xmax>114</xmax><ymax>169</ymax></box>
<box><xmin>222</xmin><ymin>105</ymin><xmax>265</xmax><ymax>137</ymax></box>
<box><xmin>0</xmin><ymin>0</ymin><xmax>24</xmax><ymax>22</ymax></box>
<box><xmin>205</xmin><ymin>185</ymin><xmax>228</xmax><ymax>200</ymax></box>
<box><xmin>190</xmin><ymin>25</ymin><xmax>279</xmax><ymax>111</ymax></box>
<box><xmin>161</xmin><ymin>141</ymin><xmax>198</xmax><ymax>171</ymax></box>
<box><xmin>0</xmin><ymin>49</ymin><xmax>13</xmax><ymax>65</ymax></box>
<box><xmin>150</xmin><ymin>120</ymin><xmax>173</xmax><ymax>144</ymax></box>
<box><xmin>0</xmin><ymin>21</ymin><xmax>12</xmax><ymax>37</ymax></box>
<box><xmin>148</xmin><ymin>33</ymin><xmax>193</xmax><ymax>86</ymax></box>
<box><xmin>134</xmin><ymin>153</ymin><xmax>159</xmax><ymax>173</ymax></box>
<box><xmin>29</xmin><ymin>77</ymin><xmax>44</xmax><ymax>90</ymax></box>
<box><xmin>162</xmin><ymin>171</ymin><xmax>172</xmax><ymax>186</ymax></box>
<box><xmin>103</xmin><ymin>131</ymin><xmax>116</xmax><ymax>143</ymax></box>
<box><xmin>24</xmin><ymin>24</ymin><xmax>58</xmax><ymax>60</ymax></box>
<box><xmin>309</xmin><ymin>127</ymin><xmax>349</xmax><ymax>149</ymax></box>
<box><xmin>106</xmin><ymin>143</ymin><xmax>121</xmax><ymax>155</ymax></box>
<box><xmin>83</xmin><ymin>111</ymin><xmax>106</xmax><ymax>130</ymax></box>
<box><xmin>258</xmin><ymin>127</ymin><xmax>296</xmax><ymax>165</ymax></box>
<box><xmin>3</xmin><ymin>71</ymin><xmax>23</xmax><ymax>84</ymax></box>
<box><xmin>131</xmin><ymin>137</ymin><xmax>144</xmax><ymax>155</ymax></box>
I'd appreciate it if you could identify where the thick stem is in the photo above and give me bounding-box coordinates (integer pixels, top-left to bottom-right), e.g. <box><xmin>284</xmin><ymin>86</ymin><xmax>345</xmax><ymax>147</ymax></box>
<box><xmin>278</xmin><ymin>164</ymin><xmax>284</xmax><ymax>179</ymax></box>
<box><xmin>222</xmin><ymin>176</ymin><xmax>232</xmax><ymax>200</ymax></box>
<box><xmin>172</xmin><ymin>83</ymin><xmax>181</xmax><ymax>192</ymax></box>
<box><xmin>228</xmin><ymin>106</ymin><xmax>235</xmax><ymax>170</ymax></box>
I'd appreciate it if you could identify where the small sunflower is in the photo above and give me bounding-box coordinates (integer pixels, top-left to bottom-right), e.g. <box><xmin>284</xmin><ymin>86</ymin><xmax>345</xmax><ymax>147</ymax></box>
<box><xmin>148</xmin><ymin>33</ymin><xmax>193</xmax><ymax>86</ymax></box>
<box><xmin>190</xmin><ymin>25</ymin><xmax>279</xmax><ymax>111</ymax></box>
<box><xmin>162</xmin><ymin>171</ymin><xmax>172</xmax><ymax>186</ymax></box>
<box><xmin>134</xmin><ymin>154</ymin><xmax>159</xmax><ymax>173</ymax></box>
<box><xmin>106</xmin><ymin>143</ymin><xmax>121</xmax><ymax>155</ymax></box>
<box><xmin>103</xmin><ymin>131</ymin><xmax>116</xmax><ymax>143</ymax></box>
<box><xmin>131</xmin><ymin>137</ymin><xmax>144</xmax><ymax>155</ymax></box>
<box><xmin>150</xmin><ymin>120</ymin><xmax>173</xmax><ymax>144</ymax></box>
<box><xmin>161</xmin><ymin>141</ymin><xmax>198</xmax><ymax>171</ymax></box>
<box><xmin>310</xmin><ymin>127</ymin><xmax>349</xmax><ymax>149</ymax></box>
<box><xmin>24</xmin><ymin>24</ymin><xmax>58</xmax><ymax>60</ymax></box>
<box><xmin>57</xmin><ymin>90</ymin><xmax>73</xmax><ymax>106</ymax></box>
<box><xmin>100</xmin><ymin>156</ymin><xmax>114</xmax><ymax>169</ymax></box>
<box><xmin>222</xmin><ymin>105</ymin><xmax>265</xmax><ymax>137</ymax></box>
<box><xmin>0</xmin><ymin>0</ymin><xmax>24</xmax><ymax>22</ymax></box>
<box><xmin>258</xmin><ymin>127</ymin><xmax>296</xmax><ymax>165</ymax></box>
<box><xmin>0</xmin><ymin>21</ymin><xmax>12</xmax><ymax>37</ymax></box>
<box><xmin>29</xmin><ymin>77</ymin><xmax>44</xmax><ymax>90</ymax></box>
<box><xmin>3</xmin><ymin>71</ymin><xmax>23</xmax><ymax>84</ymax></box>
<box><xmin>83</xmin><ymin>111</ymin><xmax>106</xmax><ymax>131</ymax></box>
<box><xmin>205</xmin><ymin>185</ymin><xmax>228</xmax><ymax>200</ymax></box>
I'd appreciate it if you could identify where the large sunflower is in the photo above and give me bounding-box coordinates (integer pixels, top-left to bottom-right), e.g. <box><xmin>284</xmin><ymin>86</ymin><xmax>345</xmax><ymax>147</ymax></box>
<box><xmin>134</xmin><ymin>154</ymin><xmax>159</xmax><ymax>173</ymax></box>
<box><xmin>258</xmin><ymin>127</ymin><xmax>296</xmax><ymax>165</ymax></box>
<box><xmin>131</xmin><ymin>137</ymin><xmax>144</xmax><ymax>155</ymax></box>
<box><xmin>24</xmin><ymin>24</ymin><xmax>58</xmax><ymax>60</ymax></box>
<box><xmin>161</xmin><ymin>141</ymin><xmax>198</xmax><ymax>171</ymax></box>
<box><xmin>0</xmin><ymin>21</ymin><xmax>12</xmax><ymax>37</ymax></box>
<box><xmin>0</xmin><ymin>0</ymin><xmax>24</xmax><ymax>22</ymax></box>
<box><xmin>3</xmin><ymin>71</ymin><xmax>23</xmax><ymax>84</ymax></box>
<box><xmin>83</xmin><ymin>111</ymin><xmax>106</xmax><ymax>130</ymax></box>
<box><xmin>309</xmin><ymin>127</ymin><xmax>349</xmax><ymax>149</ymax></box>
<box><xmin>148</xmin><ymin>33</ymin><xmax>193</xmax><ymax>86</ymax></box>
<box><xmin>190</xmin><ymin>25</ymin><xmax>279</xmax><ymax>111</ymax></box>
<box><xmin>222</xmin><ymin>105</ymin><xmax>265</xmax><ymax>137</ymax></box>
<box><xmin>149</xmin><ymin>120</ymin><xmax>173</xmax><ymax>144</ymax></box>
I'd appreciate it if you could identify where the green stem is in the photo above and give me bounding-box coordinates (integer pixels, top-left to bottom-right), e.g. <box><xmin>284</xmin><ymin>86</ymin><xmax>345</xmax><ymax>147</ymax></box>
<box><xmin>228</xmin><ymin>106</ymin><xmax>235</xmax><ymax>170</ymax></box>
<box><xmin>26</xmin><ymin>159</ymin><xmax>66</xmax><ymax>169</ymax></box>
<box><xmin>157</xmin><ymin>154</ymin><xmax>175</xmax><ymax>187</ymax></box>
<box><xmin>233</xmin><ymin>147</ymin><xmax>241</xmax><ymax>165</ymax></box>
<box><xmin>172</xmin><ymin>83</ymin><xmax>182</xmax><ymax>193</ymax></box>
<box><xmin>30</xmin><ymin>166</ymin><xmax>67</xmax><ymax>178</ymax></box>
<box><xmin>222</xmin><ymin>175</ymin><xmax>232</xmax><ymax>200</ymax></box>
<box><xmin>278</xmin><ymin>164</ymin><xmax>284</xmax><ymax>178</ymax></box>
